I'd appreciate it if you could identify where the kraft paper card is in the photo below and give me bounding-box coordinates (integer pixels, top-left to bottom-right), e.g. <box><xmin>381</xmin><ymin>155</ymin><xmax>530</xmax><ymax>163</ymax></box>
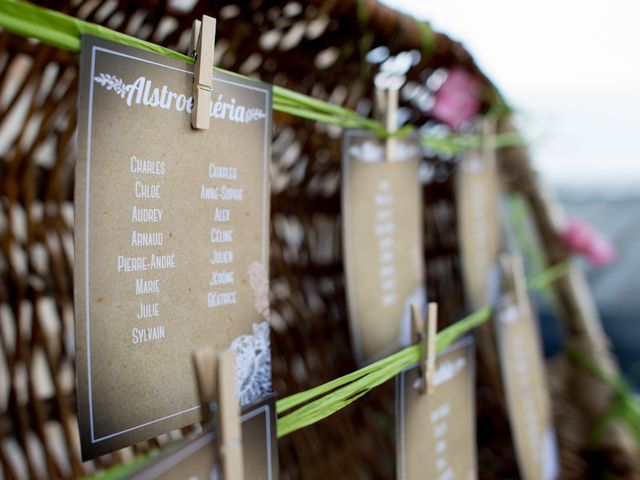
<box><xmin>456</xmin><ymin>131</ymin><xmax>502</xmax><ymax>310</ymax></box>
<box><xmin>396</xmin><ymin>338</ymin><xmax>477</xmax><ymax>480</ymax></box>
<box><xmin>124</xmin><ymin>396</ymin><xmax>278</xmax><ymax>480</ymax></box>
<box><xmin>342</xmin><ymin>130</ymin><xmax>426</xmax><ymax>365</ymax></box>
<box><xmin>75</xmin><ymin>36</ymin><xmax>272</xmax><ymax>459</ymax></box>
<box><xmin>501</xmin><ymin>194</ymin><xmax>548</xmax><ymax>281</ymax></box>
<box><xmin>494</xmin><ymin>283</ymin><xmax>558</xmax><ymax>480</ymax></box>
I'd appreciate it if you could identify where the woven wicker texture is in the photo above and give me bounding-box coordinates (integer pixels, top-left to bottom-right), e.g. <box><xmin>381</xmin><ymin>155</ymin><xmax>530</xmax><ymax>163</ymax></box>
<box><xmin>0</xmin><ymin>1</ymin><xmax>626</xmax><ymax>479</ymax></box>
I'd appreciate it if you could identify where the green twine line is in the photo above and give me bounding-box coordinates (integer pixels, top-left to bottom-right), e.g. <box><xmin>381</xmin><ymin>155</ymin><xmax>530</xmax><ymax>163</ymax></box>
<box><xmin>85</xmin><ymin>450</ymin><xmax>157</xmax><ymax>479</ymax></box>
<box><xmin>0</xmin><ymin>0</ymin><xmax>191</xmax><ymax>62</ymax></box>
<box><xmin>421</xmin><ymin>131</ymin><xmax>525</xmax><ymax>156</ymax></box>
<box><xmin>0</xmin><ymin>0</ymin><xmax>520</xmax><ymax>154</ymax></box>
<box><xmin>506</xmin><ymin>193</ymin><xmax>547</xmax><ymax>280</ymax></box>
<box><xmin>87</xmin><ymin>254</ymin><xmax>564</xmax><ymax>477</ymax></box>
<box><xmin>527</xmin><ymin>259</ymin><xmax>571</xmax><ymax>293</ymax></box>
<box><xmin>276</xmin><ymin>306</ymin><xmax>492</xmax><ymax>437</ymax></box>
<box><xmin>86</xmin><ymin>259</ymin><xmax>567</xmax><ymax>479</ymax></box>
<box><xmin>565</xmin><ymin>348</ymin><xmax>640</xmax><ymax>452</ymax></box>
<box><xmin>355</xmin><ymin>0</ymin><xmax>374</xmax><ymax>67</ymax></box>
<box><xmin>277</xmin><ymin>261</ymin><xmax>569</xmax><ymax>438</ymax></box>
<box><xmin>417</xmin><ymin>21</ymin><xmax>436</xmax><ymax>62</ymax></box>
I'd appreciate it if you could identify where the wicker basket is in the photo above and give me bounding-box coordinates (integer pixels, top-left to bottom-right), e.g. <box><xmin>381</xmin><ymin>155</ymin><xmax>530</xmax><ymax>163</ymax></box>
<box><xmin>0</xmin><ymin>1</ymin><xmax>636</xmax><ymax>479</ymax></box>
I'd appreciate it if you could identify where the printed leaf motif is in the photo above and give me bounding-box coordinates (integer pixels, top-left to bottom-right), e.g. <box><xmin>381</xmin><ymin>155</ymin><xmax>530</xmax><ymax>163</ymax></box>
<box><xmin>244</xmin><ymin>107</ymin><xmax>266</xmax><ymax>124</ymax></box>
<box><xmin>94</xmin><ymin>73</ymin><xmax>130</xmax><ymax>98</ymax></box>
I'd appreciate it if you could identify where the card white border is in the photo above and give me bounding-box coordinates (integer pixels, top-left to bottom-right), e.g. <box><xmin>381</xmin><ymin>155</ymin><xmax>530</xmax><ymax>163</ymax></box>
<box><xmin>84</xmin><ymin>44</ymin><xmax>271</xmax><ymax>444</ymax></box>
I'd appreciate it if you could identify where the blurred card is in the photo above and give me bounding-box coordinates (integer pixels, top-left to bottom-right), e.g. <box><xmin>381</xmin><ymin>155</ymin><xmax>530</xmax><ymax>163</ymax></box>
<box><xmin>342</xmin><ymin>130</ymin><xmax>426</xmax><ymax>365</ymax></box>
<box><xmin>456</xmin><ymin>125</ymin><xmax>502</xmax><ymax>309</ymax></box>
<box><xmin>396</xmin><ymin>338</ymin><xmax>477</xmax><ymax>480</ymax></box>
<box><xmin>494</xmin><ymin>270</ymin><xmax>558</xmax><ymax>480</ymax></box>
<box><xmin>125</xmin><ymin>395</ymin><xmax>278</xmax><ymax>480</ymax></box>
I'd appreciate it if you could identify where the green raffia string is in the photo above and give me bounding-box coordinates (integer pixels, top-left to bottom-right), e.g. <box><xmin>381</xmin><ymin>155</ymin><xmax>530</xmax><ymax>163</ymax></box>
<box><xmin>417</xmin><ymin>21</ymin><xmax>436</xmax><ymax>62</ymax></box>
<box><xmin>276</xmin><ymin>259</ymin><xmax>569</xmax><ymax>439</ymax></box>
<box><xmin>421</xmin><ymin>130</ymin><xmax>525</xmax><ymax>156</ymax></box>
<box><xmin>86</xmin><ymin>261</ymin><xmax>567</xmax><ymax>479</ymax></box>
<box><xmin>0</xmin><ymin>0</ymin><xmax>385</xmax><ymax>136</ymax></box>
<box><xmin>0</xmin><ymin>0</ymin><xmax>525</xmax><ymax>152</ymax></box>
<box><xmin>87</xmin><ymin>452</ymin><xmax>156</xmax><ymax>479</ymax></box>
<box><xmin>355</xmin><ymin>0</ymin><xmax>374</xmax><ymax>67</ymax></box>
<box><xmin>506</xmin><ymin>193</ymin><xmax>548</xmax><ymax>280</ymax></box>
<box><xmin>505</xmin><ymin>191</ymin><xmax>574</xmax><ymax>332</ymax></box>
<box><xmin>0</xmin><ymin>0</ymin><xmax>190</xmax><ymax>61</ymax></box>
<box><xmin>565</xmin><ymin>348</ymin><xmax>640</xmax><ymax>452</ymax></box>
<box><xmin>527</xmin><ymin>260</ymin><xmax>570</xmax><ymax>293</ymax></box>
<box><xmin>276</xmin><ymin>306</ymin><xmax>491</xmax><ymax>437</ymax></box>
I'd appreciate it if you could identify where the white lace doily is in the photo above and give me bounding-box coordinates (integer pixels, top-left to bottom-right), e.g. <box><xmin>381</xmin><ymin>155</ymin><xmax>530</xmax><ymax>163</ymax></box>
<box><xmin>230</xmin><ymin>321</ymin><xmax>272</xmax><ymax>406</ymax></box>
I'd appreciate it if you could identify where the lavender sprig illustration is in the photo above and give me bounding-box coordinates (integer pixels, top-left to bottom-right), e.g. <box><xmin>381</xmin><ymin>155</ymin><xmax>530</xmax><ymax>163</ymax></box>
<box><xmin>93</xmin><ymin>73</ymin><xmax>130</xmax><ymax>98</ymax></box>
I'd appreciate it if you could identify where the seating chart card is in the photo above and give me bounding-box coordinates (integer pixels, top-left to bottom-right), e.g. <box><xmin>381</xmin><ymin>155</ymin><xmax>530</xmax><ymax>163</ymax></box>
<box><xmin>456</xmin><ymin>131</ymin><xmax>502</xmax><ymax>310</ymax></box>
<box><xmin>124</xmin><ymin>396</ymin><xmax>278</xmax><ymax>480</ymax></box>
<box><xmin>342</xmin><ymin>130</ymin><xmax>425</xmax><ymax>365</ymax></box>
<box><xmin>396</xmin><ymin>338</ymin><xmax>477</xmax><ymax>480</ymax></box>
<box><xmin>494</xmin><ymin>264</ymin><xmax>559</xmax><ymax>480</ymax></box>
<box><xmin>75</xmin><ymin>36</ymin><xmax>272</xmax><ymax>459</ymax></box>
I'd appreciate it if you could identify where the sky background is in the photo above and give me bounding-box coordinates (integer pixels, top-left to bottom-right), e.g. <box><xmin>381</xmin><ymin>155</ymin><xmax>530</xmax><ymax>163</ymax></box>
<box><xmin>387</xmin><ymin>0</ymin><xmax>640</xmax><ymax>194</ymax></box>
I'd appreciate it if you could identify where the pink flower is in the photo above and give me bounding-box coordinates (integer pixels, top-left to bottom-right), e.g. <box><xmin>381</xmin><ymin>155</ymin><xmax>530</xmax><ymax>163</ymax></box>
<box><xmin>431</xmin><ymin>68</ymin><xmax>481</xmax><ymax>130</ymax></box>
<box><xmin>559</xmin><ymin>219</ymin><xmax>617</xmax><ymax>267</ymax></box>
<box><xmin>585</xmin><ymin>236</ymin><xmax>617</xmax><ymax>267</ymax></box>
<box><xmin>560</xmin><ymin>219</ymin><xmax>594</xmax><ymax>252</ymax></box>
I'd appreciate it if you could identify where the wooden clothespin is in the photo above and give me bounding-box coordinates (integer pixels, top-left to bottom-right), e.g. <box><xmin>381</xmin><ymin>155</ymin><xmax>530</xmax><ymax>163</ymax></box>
<box><xmin>193</xmin><ymin>348</ymin><xmax>244</xmax><ymax>480</ymax></box>
<box><xmin>189</xmin><ymin>15</ymin><xmax>217</xmax><ymax>130</ymax></box>
<box><xmin>411</xmin><ymin>302</ymin><xmax>438</xmax><ymax>394</ymax></box>
<box><xmin>374</xmin><ymin>85</ymin><xmax>399</xmax><ymax>162</ymax></box>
